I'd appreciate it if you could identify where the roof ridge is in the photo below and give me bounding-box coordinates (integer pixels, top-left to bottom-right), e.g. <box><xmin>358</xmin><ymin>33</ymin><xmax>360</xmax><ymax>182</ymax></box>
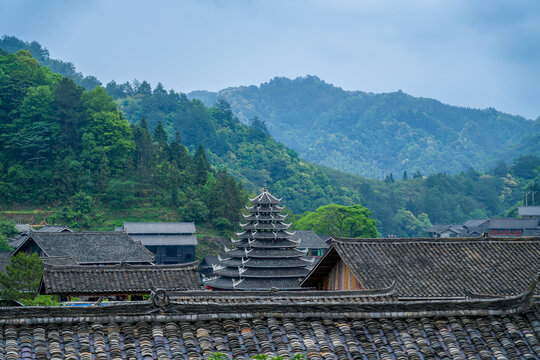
<box><xmin>332</xmin><ymin>236</ymin><xmax>540</xmax><ymax>243</ymax></box>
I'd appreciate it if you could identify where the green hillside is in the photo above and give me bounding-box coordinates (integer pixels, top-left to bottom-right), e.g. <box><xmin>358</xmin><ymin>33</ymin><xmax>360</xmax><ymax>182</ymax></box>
<box><xmin>188</xmin><ymin>76</ymin><xmax>538</xmax><ymax>178</ymax></box>
<box><xmin>0</xmin><ymin>49</ymin><xmax>247</xmax><ymax>234</ymax></box>
<box><xmin>1</xmin><ymin>36</ymin><xmax>539</xmax><ymax>238</ymax></box>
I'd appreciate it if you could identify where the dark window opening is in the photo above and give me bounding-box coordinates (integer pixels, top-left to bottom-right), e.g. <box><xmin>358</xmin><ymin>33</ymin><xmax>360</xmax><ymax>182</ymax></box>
<box><xmin>165</xmin><ymin>246</ymin><xmax>177</xmax><ymax>257</ymax></box>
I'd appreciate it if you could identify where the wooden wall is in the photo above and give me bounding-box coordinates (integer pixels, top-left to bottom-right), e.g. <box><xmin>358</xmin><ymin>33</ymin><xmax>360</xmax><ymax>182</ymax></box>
<box><xmin>321</xmin><ymin>258</ymin><xmax>363</xmax><ymax>290</ymax></box>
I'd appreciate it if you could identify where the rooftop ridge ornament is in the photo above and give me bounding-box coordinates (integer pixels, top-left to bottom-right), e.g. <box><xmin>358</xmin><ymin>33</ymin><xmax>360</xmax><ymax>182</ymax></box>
<box><xmin>232</xmin><ymin>278</ymin><xmax>244</xmax><ymax>289</ymax></box>
<box><xmin>217</xmin><ymin>254</ymin><xmax>231</xmax><ymax>262</ymax></box>
<box><xmin>212</xmin><ymin>264</ymin><xmax>225</xmax><ymax>271</ymax></box>
<box><xmin>224</xmin><ymin>246</ymin><xmax>231</xmax><ymax>253</ymax></box>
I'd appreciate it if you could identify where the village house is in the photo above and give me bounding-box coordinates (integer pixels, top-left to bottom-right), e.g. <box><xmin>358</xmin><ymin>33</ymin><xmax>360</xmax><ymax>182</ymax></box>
<box><xmin>118</xmin><ymin>222</ymin><xmax>197</xmax><ymax>264</ymax></box>
<box><xmin>488</xmin><ymin>217</ymin><xmax>540</xmax><ymax>237</ymax></box>
<box><xmin>13</xmin><ymin>231</ymin><xmax>155</xmax><ymax>265</ymax></box>
<box><xmin>519</xmin><ymin>205</ymin><xmax>540</xmax><ymax>218</ymax></box>
<box><xmin>301</xmin><ymin>236</ymin><xmax>540</xmax><ymax>298</ymax></box>
<box><xmin>9</xmin><ymin>224</ymin><xmax>72</xmax><ymax>249</ymax></box>
<box><xmin>291</xmin><ymin>230</ymin><xmax>330</xmax><ymax>257</ymax></box>
<box><xmin>39</xmin><ymin>262</ymin><xmax>201</xmax><ymax>301</ymax></box>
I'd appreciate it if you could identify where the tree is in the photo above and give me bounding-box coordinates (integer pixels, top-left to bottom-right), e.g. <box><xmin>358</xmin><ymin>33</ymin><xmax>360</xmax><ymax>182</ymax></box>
<box><xmin>153</xmin><ymin>120</ymin><xmax>169</xmax><ymax>161</ymax></box>
<box><xmin>392</xmin><ymin>208</ymin><xmax>432</xmax><ymax>237</ymax></box>
<box><xmin>0</xmin><ymin>253</ymin><xmax>43</xmax><ymax>302</ymax></box>
<box><xmin>192</xmin><ymin>145</ymin><xmax>211</xmax><ymax>185</ymax></box>
<box><xmin>402</xmin><ymin>171</ymin><xmax>408</xmax><ymax>180</ymax></box>
<box><xmin>0</xmin><ymin>216</ymin><xmax>18</xmax><ymax>239</ymax></box>
<box><xmin>294</xmin><ymin>204</ymin><xmax>377</xmax><ymax>238</ymax></box>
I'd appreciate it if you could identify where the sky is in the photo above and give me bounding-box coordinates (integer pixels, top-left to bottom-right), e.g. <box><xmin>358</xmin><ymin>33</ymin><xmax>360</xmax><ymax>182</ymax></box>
<box><xmin>1</xmin><ymin>0</ymin><xmax>540</xmax><ymax>119</ymax></box>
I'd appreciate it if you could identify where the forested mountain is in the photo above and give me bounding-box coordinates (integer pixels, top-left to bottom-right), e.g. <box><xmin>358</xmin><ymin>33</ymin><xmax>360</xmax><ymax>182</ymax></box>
<box><xmin>188</xmin><ymin>76</ymin><xmax>539</xmax><ymax>178</ymax></box>
<box><xmin>0</xmin><ymin>49</ymin><xmax>247</xmax><ymax>230</ymax></box>
<box><xmin>1</xmin><ymin>36</ymin><xmax>540</xmax><ymax>238</ymax></box>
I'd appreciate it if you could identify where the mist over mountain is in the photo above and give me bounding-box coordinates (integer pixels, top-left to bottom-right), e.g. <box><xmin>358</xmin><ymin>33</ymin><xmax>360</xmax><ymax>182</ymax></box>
<box><xmin>189</xmin><ymin>76</ymin><xmax>539</xmax><ymax>178</ymax></box>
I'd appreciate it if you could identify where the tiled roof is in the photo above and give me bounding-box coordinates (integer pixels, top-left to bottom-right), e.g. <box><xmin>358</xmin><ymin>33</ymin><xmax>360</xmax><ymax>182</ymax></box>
<box><xmin>249</xmin><ymin>190</ymin><xmax>281</xmax><ymax>205</ymax></box>
<box><xmin>37</xmin><ymin>225</ymin><xmax>72</xmax><ymax>232</ymax></box>
<box><xmin>210</xmin><ymin>189</ymin><xmax>313</xmax><ymax>290</ymax></box>
<box><xmin>40</xmin><ymin>262</ymin><xmax>201</xmax><ymax>295</ymax></box>
<box><xmin>302</xmin><ymin>236</ymin><xmax>540</xmax><ymax>298</ymax></box>
<box><xmin>227</xmin><ymin>248</ymin><xmax>307</xmax><ymax>258</ymax></box>
<box><xmin>221</xmin><ymin>257</ymin><xmax>312</xmax><ymax>268</ymax></box>
<box><xmin>426</xmin><ymin>224</ymin><xmax>463</xmax><ymax>234</ymax></box>
<box><xmin>489</xmin><ymin>217</ymin><xmax>540</xmax><ymax>229</ymax></box>
<box><xmin>129</xmin><ymin>234</ymin><xmax>198</xmax><ymax>246</ymax></box>
<box><xmin>0</xmin><ymin>287</ymin><xmax>539</xmax><ymax>359</ymax></box>
<box><xmin>122</xmin><ymin>222</ymin><xmax>196</xmax><ymax>234</ymax></box>
<box><xmin>14</xmin><ymin>232</ymin><xmax>155</xmax><ymax>265</ymax></box>
<box><xmin>519</xmin><ymin>206</ymin><xmax>540</xmax><ymax>217</ymax></box>
<box><xmin>41</xmin><ymin>256</ymin><xmax>77</xmax><ymax>266</ymax></box>
<box><xmin>292</xmin><ymin>230</ymin><xmax>330</xmax><ymax>249</ymax></box>
<box><xmin>14</xmin><ymin>224</ymin><xmax>31</xmax><ymax>233</ymax></box>
<box><xmin>463</xmin><ymin>218</ymin><xmax>489</xmax><ymax>227</ymax></box>
<box><xmin>234</xmin><ymin>238</ymin><xmax>299</xmax><ymax>248</ymax></box>
<box><xmin>8</xmin><ymin>232</ymin><xmax>28</xmax><ymax>249</ymax></box>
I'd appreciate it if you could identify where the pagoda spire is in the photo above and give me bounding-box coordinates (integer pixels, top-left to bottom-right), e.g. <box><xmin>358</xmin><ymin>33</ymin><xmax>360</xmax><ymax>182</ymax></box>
<box><xmin>205</xmin><ymin>186</ymin><xmax>313</xmax><ymax>291</ymax></box>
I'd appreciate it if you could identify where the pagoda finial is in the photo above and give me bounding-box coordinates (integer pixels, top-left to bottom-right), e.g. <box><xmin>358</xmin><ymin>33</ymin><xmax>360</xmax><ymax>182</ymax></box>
<box><xmin>263</xmin><ymin>181</ymin><xmax>267</xmax><ymax>192</ymax></box>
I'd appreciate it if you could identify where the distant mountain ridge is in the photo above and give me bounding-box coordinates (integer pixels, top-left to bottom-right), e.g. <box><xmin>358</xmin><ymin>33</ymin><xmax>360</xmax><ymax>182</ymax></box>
<box><xmin>189</xmin><ymin>76</ymin><xmax>539</xmax><ymax>178</ymax></box>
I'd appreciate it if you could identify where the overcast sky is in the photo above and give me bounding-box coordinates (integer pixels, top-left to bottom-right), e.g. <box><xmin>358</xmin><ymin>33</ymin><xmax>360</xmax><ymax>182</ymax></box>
<box><xmin>1</xmin><ymin>0</ymin><xmax>539</xmax><ymax>119</ymax></box>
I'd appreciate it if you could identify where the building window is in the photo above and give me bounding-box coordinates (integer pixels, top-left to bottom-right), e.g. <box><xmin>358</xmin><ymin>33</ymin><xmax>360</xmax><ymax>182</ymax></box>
<box><xmin>185</xmin><ymin>253</ymin><xmax>193</xmax><ymax>262</ymax></box>
<box><xmin>146</xmin><ymin>246</ymin><xmax>158</xmax><ymax>254</ymax></box>
<box><xmin>165</xmin><ymin>246</ymin><xmax>177</xmax><ymax>257</ymax></box>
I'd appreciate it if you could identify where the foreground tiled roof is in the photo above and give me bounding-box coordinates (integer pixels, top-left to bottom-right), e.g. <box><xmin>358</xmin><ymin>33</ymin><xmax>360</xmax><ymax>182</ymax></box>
<box><xmin>40</xmin><ymin>262</ymin><xmax>202</xmax><ymax>295</ymax></box>
<box><xmin>302</xmin><ymin>236</ymin><xmax>540</xmax><ymax>298</ymax></box>
<box><xmin>14</xmin><ymin>232</ymin><xmax>155</xmax><ymax>265</ymax></box>
<box><xmin>0</xmin><ymin>286</ymin><xmax>539</xmax><ymax>359</ymax></box>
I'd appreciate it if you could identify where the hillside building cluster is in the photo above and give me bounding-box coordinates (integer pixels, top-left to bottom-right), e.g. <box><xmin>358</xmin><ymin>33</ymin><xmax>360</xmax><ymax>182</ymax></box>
<box><xmin>427</xmin><ymin>206</ymin><xmax>540</xmax><ymax>237</ymax></box>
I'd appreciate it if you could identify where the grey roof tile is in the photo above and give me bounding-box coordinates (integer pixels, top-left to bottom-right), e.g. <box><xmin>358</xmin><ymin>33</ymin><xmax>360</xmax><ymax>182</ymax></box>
<box><xmin>302</xmin><ymin>236</ymin><xmax>540</xmax><ymax>298</ymax></box>
<box><xmin>41</xmin><ymin>262</ymin><xmax>201</xmax><ymax>295</ymax></box>
<box><xmin>0</xmin><ymin>289</ymin><xmax>539</xmax><ymax>358</ymax></box>
<box><xmin>292</xmin><ymin>230</ymin><xmax>330</xmax><ymax>249</ymax></box>
<box><xmin>123</xmin><ymin>222</ymin><xmax>196</xmax><ymax>234</ymax></box>
<box><xmin>15</xmin><ymin>232</ymin><xmax>154</xmax><ymax>265</ymax></box>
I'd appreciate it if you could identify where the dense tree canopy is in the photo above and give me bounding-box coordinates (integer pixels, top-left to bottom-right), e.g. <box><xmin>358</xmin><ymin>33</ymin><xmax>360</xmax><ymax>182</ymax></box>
<box><xmin>293</xmin><ymin>204</ymin><xmax>377</xmax><ymax>238</ymax></box>
<box><xmin>2</xmin><ymin>38</ymin><xmax>540</xmax><ymax>237</ymax></box>
<box><xmin>0</xmin><ymin>51</ymin><xmax>248</xmax><ymax>230</ymax></box>
<box><xmin>0</xmin><ymin>253</ymin><xmax>43</xmax><ymax>302</ymax></box>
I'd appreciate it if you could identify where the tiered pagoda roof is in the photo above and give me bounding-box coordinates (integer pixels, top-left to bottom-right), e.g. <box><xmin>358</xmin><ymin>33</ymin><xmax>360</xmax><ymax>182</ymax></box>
<box><xmin>205</xmin><ymin>187</ymin><xmax>313</xmax><ymax>290</ymax></box>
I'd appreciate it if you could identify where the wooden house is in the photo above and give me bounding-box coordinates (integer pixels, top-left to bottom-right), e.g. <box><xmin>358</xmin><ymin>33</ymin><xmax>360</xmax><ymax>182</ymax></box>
<box><xmin>13</xmin><ymin>231</ymin><xmax>154</xmax><ymax>265</ymax></box>
<box><xmin>119</xmin><ymin>222</ymin><xmax>197</xmax><ymax>264</ymax></box>
<box><xmin>39</xmin><ymin>262</ymin><xmax>201</xmax><ymax>301</ymax></box>
<box><xmin>301</xmin><ymin>236</ymin><xmax>540</xmax><ymax>298</ymax></box>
